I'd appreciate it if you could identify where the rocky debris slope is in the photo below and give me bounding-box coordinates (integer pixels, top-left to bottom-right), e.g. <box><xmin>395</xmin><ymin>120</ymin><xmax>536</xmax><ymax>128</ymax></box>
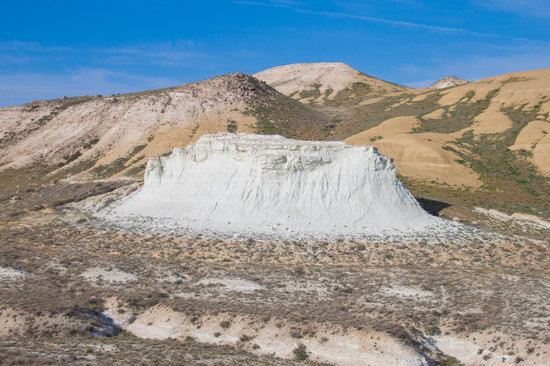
<box><xmin>0</xmin><ymin>73</ymin><xmax>328</xmax><ymax>179</ymax></box>
<box><xmin>431</xmin><ymin>76</ymin><xmax>468</xmax><ymax>89</ymax></box>
<box><xmin>254</xmin><ymin>62</ymin><xmax>406</xmax><ymax>105</ymax></box>
<box><xmin>100</xmin><ymin>133</ymin><xmax>460</xmax><ymax>239</ymax></box>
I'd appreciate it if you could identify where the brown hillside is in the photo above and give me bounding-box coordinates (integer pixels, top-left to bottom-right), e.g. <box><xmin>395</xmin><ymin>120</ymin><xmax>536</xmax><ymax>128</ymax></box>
<box><xmin>0</xmin><ymin>73</ymin><xmax>331</xmax><ymax>180</ymax></box>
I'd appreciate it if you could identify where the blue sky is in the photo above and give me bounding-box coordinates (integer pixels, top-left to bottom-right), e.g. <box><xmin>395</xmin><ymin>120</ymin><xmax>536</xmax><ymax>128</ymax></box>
<box><xmin>1</xmin><ymin>0</ymin><xmax>549</xmax><ymax>106</ymax></box>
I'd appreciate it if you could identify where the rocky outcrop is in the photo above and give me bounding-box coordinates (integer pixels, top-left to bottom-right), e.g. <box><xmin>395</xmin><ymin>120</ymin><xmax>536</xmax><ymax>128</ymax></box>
<box><xmin>103</xmin><ymin>133</ymin><xmax>451</xmax><ymax>239</ymax></box>
<box><xmin>430</xmin><ymin>76</ymin><xmax>468</xmax><ymax>89</ymax></box>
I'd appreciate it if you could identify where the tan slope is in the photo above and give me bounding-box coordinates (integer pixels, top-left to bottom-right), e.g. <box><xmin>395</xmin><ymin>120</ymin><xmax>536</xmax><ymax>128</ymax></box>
<box><xmin>422</xmin><ymin>108</ymin><xmax>446</xmax><ymax>120</ymax></box>
<box><xmin>470</xmin><ymin>103</ymin><xmax>512</xmax><ymax>134</ymax></box>
<box><xmin>428</xmin><ymin>69</ymin><xmax>550</xmax><ymax>141</ymax></box>
<box><xmin>344</xmin><ymin>116</ymin><xmax>419</xmax><ymax>141</ymax></box>
<box><xmin>345</xmin><ymin>117</ymin><xmax>481</xmax><ymax>188</ymax></box>
<box><xmin>479</xmin><ymin>69</ymin><xmax>550</xmax><ymax>109</ymax></box>
<box><xmin>438</xmin><ymin>69</ymin><xmax>550</xmax><ymax>134</ymax></box>
<box><xmin>254</xmin><ymin>62</ymin><xmax>406</xmax><ymax>105</ymax></box>
<box><xmin>436</xmin><ymin>69</ymin><xmax>548</xmax><ymax>106</ymax></box>
<box><xmin>343</xmin><ymin>69</ymin><xmax>550</xmax><ymax>189</ymax></box>
<box><xmin>511</xmin><ymin>120</ymin><xmax>550</xmax><ymax>176</ymax></box>
<box><xmin>0</xmin><ymin>73</ymin><xmax>327</xmax><ymax>179</ymax></box>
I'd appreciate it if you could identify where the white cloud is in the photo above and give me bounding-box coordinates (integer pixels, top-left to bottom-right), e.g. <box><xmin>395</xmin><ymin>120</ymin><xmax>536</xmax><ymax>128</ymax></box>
<box><xmin>95</xmin><ymin>40</ymin><xmax>211</xmax><ymax>67</ymax></box>
<box><xmin>0</xmin><ymin>68</ymin><xmax>176</xmax><ymax>107</ymax></box>
<box><xmin>236</xmin><ymin>0</ymin><xmax>550</xmax><ymax>44</ymax></box>
<box><xmin>0</xmin><ymin>39</ymin><xmax>262</xmax><ymax>106</ymax></box>
<box><xmin>0</xmin><ymin>39</ymin><xmax>211</xmax><ymax>69</ymax></box>
<box><xmin>0</xmin><ymin>40</ymin><xmax>68</xmax><ymax>52</ymax></box>
<box><xmin>235</xmin><ymin>0</ymin><xmax>497</xmax><ymax>36</ymax></box>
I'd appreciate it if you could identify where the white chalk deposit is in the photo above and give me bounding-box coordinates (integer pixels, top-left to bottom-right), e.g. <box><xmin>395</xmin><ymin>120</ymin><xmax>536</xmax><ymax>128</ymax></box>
<box><xmin>103</xmin><ymin>133</ymin><xmax>450</xmax><ymax>239</ymax></box>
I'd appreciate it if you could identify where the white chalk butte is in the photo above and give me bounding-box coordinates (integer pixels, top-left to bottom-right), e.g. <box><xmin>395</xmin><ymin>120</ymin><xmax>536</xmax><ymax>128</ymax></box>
<box><xmin>107</xmin><ymin>133</ymin><xmax>446</xmax><ymax>238</ymax></box>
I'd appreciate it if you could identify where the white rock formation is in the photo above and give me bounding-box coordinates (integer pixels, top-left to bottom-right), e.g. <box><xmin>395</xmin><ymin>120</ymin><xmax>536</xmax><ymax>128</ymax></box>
<box><xmin>431</xmin><ymin>76</ymin><xmax>468</xmax><ymax>89</ymax></box>
<box><xmin>104</xmin><ymin>133</ymin><xmax>448</xmax><ymax>239</ymax></box>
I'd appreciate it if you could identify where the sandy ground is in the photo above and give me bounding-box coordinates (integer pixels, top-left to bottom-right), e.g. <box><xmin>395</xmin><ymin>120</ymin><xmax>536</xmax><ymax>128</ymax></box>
<box><xmin>81</xmin><ymin>267</ymin><xmax>137</xmax><ymax>285</ymax></box>
<box><xmin>105</xmin><ymin>301</ymin><xmax>429</xmax><ymax>366</ymax></box>
<box><xmin>1</xmin><ymin>195</ymin><xmax>549</xmax><ymax>365</ymax></box>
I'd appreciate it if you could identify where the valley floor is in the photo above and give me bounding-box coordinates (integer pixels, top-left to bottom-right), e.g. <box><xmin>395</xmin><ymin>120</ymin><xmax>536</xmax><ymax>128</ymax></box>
<box><xmin>0</xmin><ymin>177</ymin><xmax>549</xmax><ymax>365</ymax></box>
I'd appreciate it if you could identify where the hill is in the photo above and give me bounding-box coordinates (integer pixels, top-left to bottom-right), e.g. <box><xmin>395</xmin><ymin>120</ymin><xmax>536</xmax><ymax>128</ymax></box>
<box><xmin>255</xmin><ymin>65</ymin><xmax>550</xmax><ymax>217</ymax></box>
<box><xmin>343</xmin><ymin>69</ymin><xmax>550</xmax><ymax>217</ymax></box>
<box><xmin>254</xmin><ymin>62</ymin><xmax>406</xmax><ymax>106</ymax></box>
<box><xmin>0</xmin><ymin>73</ymin><xmax>331</xmax><ymax>181</ymax></box>
<box><xmin>2</xmin><ymin>65</ymin><xmax>549</xmax><ymax>219</ymax></box>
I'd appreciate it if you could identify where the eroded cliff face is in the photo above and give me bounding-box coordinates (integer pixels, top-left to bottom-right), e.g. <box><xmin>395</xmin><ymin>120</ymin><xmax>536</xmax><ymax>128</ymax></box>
<box><xmin>103</xmin><ymin>133</ymin><xmax>447</xmax><ymax>238</ymax></box>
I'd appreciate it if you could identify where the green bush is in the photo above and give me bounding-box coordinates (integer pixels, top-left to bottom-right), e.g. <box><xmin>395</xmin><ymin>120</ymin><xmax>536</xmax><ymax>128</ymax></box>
<box><xmin>293</xmin><ymin>343</ymin><xmax>308</xmax><ymax>361</ymax></box>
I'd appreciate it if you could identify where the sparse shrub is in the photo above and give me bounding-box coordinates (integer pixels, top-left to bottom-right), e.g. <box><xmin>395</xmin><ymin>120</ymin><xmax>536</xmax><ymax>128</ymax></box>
<box><xmin>63</xmin><ymin>151</ymin><xmax>82</xmax><ymax>163</ymax></box>
<box><xmin>439</xmin><ymin>355</ymin><xmax>463</xmax><ymax>366</ymax></box>
<box><xmin>227</xmin><ymin>120</ymin><xmax>238</xmax><ymax>133</ymax></box>
<box><xmin>428</xmin><ymin>325</ymin><xmax>441</xmax><ymax>336</ymax></box>
<box><xmin>239</xmin><ymin>334</ymin><xmax>253</xmax><ymax>342</ymax></box>
<box><xmin>293</xmin><ymin>343</ymin><xmax>308</xmax><ymax>361</ymax></box>
<box><xmin>87</xmin><ymin>297</ymin><xmax>104</xmax><ymax>312</ymax></box>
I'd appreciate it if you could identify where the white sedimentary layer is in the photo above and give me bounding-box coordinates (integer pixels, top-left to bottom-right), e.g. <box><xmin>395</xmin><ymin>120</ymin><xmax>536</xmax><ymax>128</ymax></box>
<box><xmin>104</xmin><ymin>133</ymin><xmax>449</xmax><ymax>238</ymax></box>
